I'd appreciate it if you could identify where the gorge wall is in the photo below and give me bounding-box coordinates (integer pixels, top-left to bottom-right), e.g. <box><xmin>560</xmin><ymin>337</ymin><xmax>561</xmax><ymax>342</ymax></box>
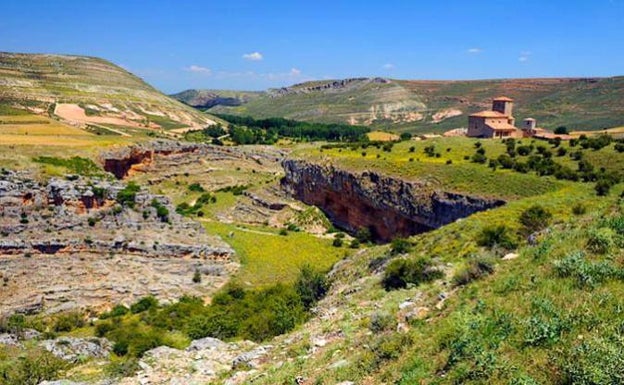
<box><xmin>281</xmin><ymin>160</ymin><xmax>505</xmax><ymax>242</ymax></box>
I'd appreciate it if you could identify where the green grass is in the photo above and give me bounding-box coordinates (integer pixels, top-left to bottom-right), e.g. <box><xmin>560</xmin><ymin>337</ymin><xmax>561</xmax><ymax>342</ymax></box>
<box><xmin>296</xmin><ymin>137</ymin><xmax>570</xmax><ymax>199</ymax></box>
<box><xmin>203</xmin><ymin>220</ymin><xmax>348</xmax><ymax>286</ymax></box>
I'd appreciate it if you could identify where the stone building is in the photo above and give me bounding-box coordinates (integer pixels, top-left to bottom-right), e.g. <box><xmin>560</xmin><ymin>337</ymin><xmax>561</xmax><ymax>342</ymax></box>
<box><xmin>467</xmin><ymin>97</ymin><xmax>521</xmax><ymax>138</ymax></box>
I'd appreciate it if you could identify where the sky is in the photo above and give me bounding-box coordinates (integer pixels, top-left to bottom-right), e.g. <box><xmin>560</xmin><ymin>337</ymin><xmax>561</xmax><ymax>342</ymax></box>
<box><xmin>1</xmin><ymin>0</ymin><xmax>623</xmax><ymax>93</ymax></box>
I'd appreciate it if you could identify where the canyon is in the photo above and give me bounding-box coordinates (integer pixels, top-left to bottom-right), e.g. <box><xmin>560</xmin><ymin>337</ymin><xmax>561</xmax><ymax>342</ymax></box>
<box><xmin>281</xmin><ymin>159</ymin><xmax>506</xmax><ymax>241</ymax></box>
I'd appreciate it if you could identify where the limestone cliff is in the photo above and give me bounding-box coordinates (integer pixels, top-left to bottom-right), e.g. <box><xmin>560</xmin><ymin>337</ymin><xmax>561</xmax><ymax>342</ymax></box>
<box><xmin>281</xmin><ymin>160</ymin><xmax>505</xmax><ymax>241</ymax></box>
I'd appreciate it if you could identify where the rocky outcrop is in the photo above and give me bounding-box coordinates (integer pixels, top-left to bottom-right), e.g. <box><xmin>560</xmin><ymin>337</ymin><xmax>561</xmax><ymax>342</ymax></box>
<box><xmin>269</xmin><ymin>77</ymin><xmax>390</xmax><ymax>97</ymax></box>
<box><xmin>101</xmin><ymin>140</ymin><xmax>287</xmax><ymax>179</ymax></box>
<box><xmin>40</xmin><ymin>337</ymin><xmax>112</xmax><ymax>363</ymax></box>
<box><xmin>115</xmin><ymin>337</ymin><xmax>270</xmax><ymax>385</ymax></box>
<box><xmin>281</xmin><ymin>160</ymin><xmax>505</xmax><ymax>242</ymax></box>
<box><xmin>0</xmin><ymin>170</ymin><xmax>236</xmax><ymax>315</ymax></box>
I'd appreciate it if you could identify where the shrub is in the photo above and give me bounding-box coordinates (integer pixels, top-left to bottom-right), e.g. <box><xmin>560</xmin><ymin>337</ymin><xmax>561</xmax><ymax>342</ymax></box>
<box><xmin>332</xmin><ymin>238</ymin><xmax>343</xmax><ymax>247</ymax></box>
<box><xmin>471</xmin><ymin>153</ymin><xmax>487</xmax><ymax>164</ymax></box>
<box><xmin>553</xmin><ymin>251</ymin><xmax>617</xmax><ymax>288</ymax></box>
<box><xmin>586</xmin><ymin>228</ymin><xmax>617</xmax><ymax>254</ymax></box>
<box><xmin>522</xmin><ymin>315</ymin><xmax>567</xmax><ymax>347</ymax></box>
<box><xmin>369</xmin><ymin>311</ymin><xmax>396</xmax><ymax>333</ymax></box>
<box><xmin>476</xmin><ymin>225</ymin><xmax>517</xmax><ymax>249</ymax></box>
<box><xmin>558</xmin><ymin>336</ymin><xmax>624</xmax><ymax>385</ymax></box>
<box><xmin>356</xmin><ymin>227</ymin><xmax>373</xmax><ymax>243</ymax></box>
<box><xmin>349</xmin><ymin>239</ymin><xmax>360</xmax><ymax>248</ymax></box>
<box><xmin>572</xmin><ymin>203</ymin><xmax>587</xmax><ymax>215</ymax></box>
<box><xmin>390</xmin><ymin>238</ymin><xmax>412</xmax><ymax>255</ymax></box>
<box><xmin>382</xmin><ymin>257</ymin><xmax>443</xmax><ymax>290</ymax></box>
<box><xmin>452</xmin><ymin>257</ymin><xmax>495</xmax><ymax>287</ymax></box>
<box><xmin>517</xmin><ymin>145</ymin><xmax>532</xmax><ymax>156</ymax></box>
<box><xmin>116</xmin><ymin>182</ymin><xmax>140</xmax><ymax>208</ymax></box>
<box><xmin>188</xmin><ymin>183</ymin><xmax>205</xmax><ymax>192</ymax></box>
<box><xmin>0</xmin><ymin>348</ymin><xmax>68</xmax><ymax>385</ymax></box>
<box><xmin>130</xmin><ymin>296</ymin><xmax>158</xmax><ymax>314</ymax></box>
<box><xmin>192</xmin><ymin>269</ymin><xmax>202</xmax><ymax>283</ymax></box>
<box><xmin>595</xmin><ymin>179</ymin><xmax>614</xmax><ymax>196</ymax></box>
<box><xmin>519</xmin><ymin>205</ymin><xmax>552</xmax><ymax>234</ymax></box>
<box><xmin>53</xmin><ymin>311</ymin><xmax>85</xmax><ymax>332</ymax></box>
<box><xmin>554</xmin><ymin>126</ymin><xmax>569</xmax><ymax>134</ymax></box>
<box><xmin>295</xmin><ymin>265</ymin><xmax>329</xmax><ymax>309</ymax></box>
<box><xmin>424</xmin><ymin>145</ymin><xmax>436</xmax><ymax>157</ymax></box>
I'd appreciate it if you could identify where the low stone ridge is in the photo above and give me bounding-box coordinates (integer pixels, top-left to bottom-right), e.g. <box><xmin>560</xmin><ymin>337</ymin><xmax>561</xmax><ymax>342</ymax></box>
<box><xmin>281</xmin><ymin>159</ymin><xmax>505</xmax><ymax>241</ymax></box>
<box><xmin>115</xmin><ymin>337</ymin><xmax>270</xmax><ymax>385</ymax></box>
<box><xmin>101</xmin><ymin>140</ymin><xmax>287</xmax><ymax>179</ymax></box>
<box><xmin>0</xmin><ymin>169</ymin><xmax>236</xmax><ymax>315</ymax></box>
<box><xmin>40</xmin><ymin>337</ymin><xmax>112</xmax><ymax>363</ymax></box>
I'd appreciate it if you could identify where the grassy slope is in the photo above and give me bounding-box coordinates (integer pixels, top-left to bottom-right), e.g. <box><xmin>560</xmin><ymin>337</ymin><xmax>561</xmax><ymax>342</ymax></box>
<box><xmin>247</xmin><ymin>143</ymin><xmax>624</xmax><ymax>384</ymax></box>
<box><xmin>0</xmin><ymin>52</ymin><xmax>213</xmax><ymax>129</ymax></box>
<box><xmin>206</xmin><ymin>77</ymin><xmax>624</xmax><ymax>133</ymax></box>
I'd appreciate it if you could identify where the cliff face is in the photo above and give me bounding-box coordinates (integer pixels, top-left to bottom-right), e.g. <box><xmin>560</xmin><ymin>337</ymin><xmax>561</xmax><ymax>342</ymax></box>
<box><xmin>281</xmin><ymin>160</ymin><xmax>505</xmax><ymax>242</ymax></box>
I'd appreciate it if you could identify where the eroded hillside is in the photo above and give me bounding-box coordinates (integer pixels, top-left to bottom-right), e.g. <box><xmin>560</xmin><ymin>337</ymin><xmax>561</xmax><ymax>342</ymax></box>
<box><xmin>0</xmin><ymin>52</ymin><xmax>215</xmax><ymax>133</ymax></box>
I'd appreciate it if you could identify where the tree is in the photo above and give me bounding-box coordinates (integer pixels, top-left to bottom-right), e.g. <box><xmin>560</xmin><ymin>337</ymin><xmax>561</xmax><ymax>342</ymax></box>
<box><xmin>554</xmin><ymin>126</ymin><xmax>569</xmax><ymax>135</ymax></box>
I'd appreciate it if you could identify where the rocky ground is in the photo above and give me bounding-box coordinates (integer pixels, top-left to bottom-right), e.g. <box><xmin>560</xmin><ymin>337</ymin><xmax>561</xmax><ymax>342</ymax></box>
<box><xmin>0</xmin><ymin>169</ymin><xmax>236</xmax><ymax>315</ymax></box>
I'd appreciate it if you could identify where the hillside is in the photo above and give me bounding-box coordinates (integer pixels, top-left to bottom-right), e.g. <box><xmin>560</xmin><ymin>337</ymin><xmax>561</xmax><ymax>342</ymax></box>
<box><xmin>0</xmin><ymin>52</ymin><xmax>214</xmax><ymax>134</ymax></box>
<box><xmin>171</xmin><ymin>89</ymin><xmax>262</xmax><ymax>109</ymax></box>
<box><xmin>197</xmin><ymin>76</ymin><xmax>624</xmax><ymax>133</ymax></box>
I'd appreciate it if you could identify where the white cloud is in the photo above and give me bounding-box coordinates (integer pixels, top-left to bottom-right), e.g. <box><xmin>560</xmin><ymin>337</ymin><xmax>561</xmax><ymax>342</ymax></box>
<box><xmin>467</xmin><ymin>48</ymin><xmax>483</xmax><ymax>54</ymax></box>
<box><xmin>242</xmin><ymin>52</ymin><xmax>263</xmax><ymax>61</ymax></box>
<box><xmin>289</xmin><ymin>68</ymin><xmax>301</xmax><ymax>76</ymax></box>
<box><xmin>185</xmin><ymin>65</ymin><xmax>212</xmax><ymax>74</ymax></box>
<box><xmin>518</xmin><ymin>51</ymin><xmax>532</xmax><ymax>62</ymax></box>
<box><xmin>382</xmin><ymin>63</ymin><xmax>395</xmax><ymax>70</ymax></box>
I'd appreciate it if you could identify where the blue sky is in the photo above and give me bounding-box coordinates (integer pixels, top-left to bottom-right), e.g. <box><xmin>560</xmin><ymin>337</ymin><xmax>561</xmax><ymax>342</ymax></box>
<box><xmin>1</xmin><ymin>0</ymin><xmax>623</xmax><ymax>92</ymax></box>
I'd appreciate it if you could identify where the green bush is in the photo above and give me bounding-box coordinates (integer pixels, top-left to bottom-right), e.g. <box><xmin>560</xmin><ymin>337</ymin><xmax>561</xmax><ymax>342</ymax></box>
<box><xmin>295</xmin><ymin>265</ymin><xmax>329</xmax><ymax>309</ymax></box>
<box><xmin>558</xmin><ymin>336</ymin><xmax>624</xmax><ymax>384</ymax></box>
<box><xmin>382</xmin><ymin>257</ymin><xmax>443</xmax><ymax>290</ymax></box>
<box><xmin>130</xmin><ymin>296</ymin><xmax>158</xmax><ymax>314</ymax></box>
<box><xmin>519</xmin><ymin>205</ymin><xmax>552</xmax><ymax>234</ymax></box>
<box><xmin>572</xmin><ymin>203</ymin><xmax>587</xmax><ymax>215</ymax></box>
<box><xmin>369</xmin><ymin>311</ymin><xmax>396</xmax><ymax>333</ymax></box>
<box><xmin>553</xmin><ymin>251</ymin><xmax>617</xmax><ymax>288</ymax></box>
<box><xmin>586</xmin><ymin>228</ymin><xmax>617</xmax><ymax>254</ymax></box>
<box><xmin>116</xmin><ymin>182</ymin><xmax>141</xmax><ymax>208</ymax></box>
<box><xmin>188</xmin><ymin>183</ymin><xmax>205</xmax><ymax>192</ymax></box>
<box><xmin>52</xmin><ymin>311</ymin><xmax>85</xmax><ymax>332</ymax></box>
<box><xmin>390</xmin><ymin>238</ymin><xmax>412</xmax><ymax>255</ymax></box>
<box><xmin>476</xmin><ymin>225</ymin><xmax>517</xmax><ymax>249</ymax></box>
<box><xmin>452</xmin><ymin>257</ymin><xmax>495</xmax><ymax>287</ymax></box>
<box><xmin>0</xmin><ymin>348</ymin><xmax>68</xmax><ymax>385</ymax></box>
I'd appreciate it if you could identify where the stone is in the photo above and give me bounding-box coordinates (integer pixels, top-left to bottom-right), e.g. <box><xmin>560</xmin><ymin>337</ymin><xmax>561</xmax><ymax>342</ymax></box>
<box><xmin>502</xmin><ymin>253</ymin><xmax>519</xmax><ymax>260</ymax></box>
<box><xmin>39</xmin><ymin>337</ymin><xmax>112</xmax><ymax>363</ymax></box>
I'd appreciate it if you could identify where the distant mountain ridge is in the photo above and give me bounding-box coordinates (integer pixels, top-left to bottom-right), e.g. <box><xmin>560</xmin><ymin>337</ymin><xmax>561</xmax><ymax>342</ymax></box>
<box><xmin>177</xmin><ymin>76</ymin><xmax>624</xmax><ymax>133</ymax></box>
<box><xmin>171</xmin><ymin>89</ymin><xmax>262</xmax><ymax>109</ymax></box>
<box><xmin>0</xmin><ymin>52</ymin><xmax>213</xmax><ymax>130</ymax></box>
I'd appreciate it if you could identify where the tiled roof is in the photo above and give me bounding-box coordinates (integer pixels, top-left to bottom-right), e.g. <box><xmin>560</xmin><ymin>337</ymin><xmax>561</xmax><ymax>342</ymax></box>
<box><xmin>485</xmin><ymin>122</ymin><xmax>518</xmax><ymax>131</ymax></box>
<box><xmin>493</xmin><ymin>96</ymin><xmax>514</xmax><ymax>102</ymax></box>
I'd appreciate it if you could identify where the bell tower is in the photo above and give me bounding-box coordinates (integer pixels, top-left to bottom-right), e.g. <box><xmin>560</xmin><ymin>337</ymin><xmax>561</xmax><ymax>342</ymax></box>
<box><xmin>492</xmin><ymin>96</ymin><xmax>514</xmax><ymax>125</ymax></box>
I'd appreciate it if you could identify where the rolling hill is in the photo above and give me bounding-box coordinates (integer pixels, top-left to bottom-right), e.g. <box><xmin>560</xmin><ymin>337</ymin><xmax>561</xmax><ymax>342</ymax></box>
<box><xmin>171</xmin><ymin>89</ymin><xmax>262</xmax><ymax>109</ymax></box>
<box><xmin>0</xmin><ymin>52</ymin><xmax>214</xmax><ymax>132</ymax></box>
<box><xmin>183</xmin><ymin>76</ymin><xmax>624</xmax><ymax>133</ymax></box>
